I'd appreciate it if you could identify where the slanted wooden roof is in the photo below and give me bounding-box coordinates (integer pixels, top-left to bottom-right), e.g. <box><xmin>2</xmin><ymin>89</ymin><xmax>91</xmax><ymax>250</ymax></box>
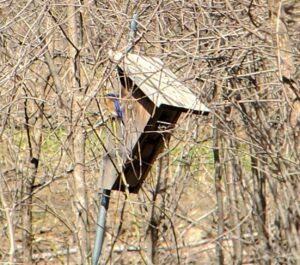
<box><xmin>112</xmin><ymin>52</ymin><xmax>210</xmax><ymax>115</ymax></box>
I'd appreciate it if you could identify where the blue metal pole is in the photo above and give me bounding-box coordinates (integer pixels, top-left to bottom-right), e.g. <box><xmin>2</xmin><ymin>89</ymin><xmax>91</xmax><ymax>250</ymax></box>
<box><xmin>92</xmin><ymin>189</ymin><xmax>111</xmax><ymax>265</ymax></box>
<box><xmin>125</xmin><ymin>13</ymin><xmax>138</xmax><ymax>54</ymax></box>
<box><xmin>92</xmin><ymin>7</ymin><xmax>138</xmax><ymax>264</ymax></box>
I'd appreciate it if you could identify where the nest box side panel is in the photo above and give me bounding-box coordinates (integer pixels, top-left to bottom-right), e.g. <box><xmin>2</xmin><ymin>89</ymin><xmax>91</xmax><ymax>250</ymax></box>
<box><xmin>118</xmin><ymin>67</ymin><xmax>155</xmax><ymax>114</ymax></box>
<box><xmin>112</xmin><ymin>107</ymin><xmax>181</xmax><ymax>193</ymax></box>
<box><xmin>123</xmin><ymin>92</ymin><xmax>152</xmax><ymax>155</ymax></box>
<box><xmin>98</xmin><ymin>120</ymin><xmax>123</xmax><ymax>190</ymax></box>
<box><xmin>101</xmin><ymin>67</ymin><xmax>156</xmax><ymax>192</ymax></box>
<box><xmin>117</xmin><ymin>66</ymin><xmax>156</xmax><ymax>155</ymax></box>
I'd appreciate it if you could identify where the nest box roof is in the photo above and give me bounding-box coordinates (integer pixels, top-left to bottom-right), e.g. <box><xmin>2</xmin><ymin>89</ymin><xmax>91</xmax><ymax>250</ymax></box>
<box><xmin>111</xmin><ymin>51</ymin><xmax>210</xmax><ymax>115</ymax></box>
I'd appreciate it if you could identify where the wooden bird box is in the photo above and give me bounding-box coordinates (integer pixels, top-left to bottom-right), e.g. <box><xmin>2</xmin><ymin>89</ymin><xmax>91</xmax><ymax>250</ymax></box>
<box><xmin>100</xmin><ymin>52</ymin><xmax>210</xmax><ymax>193</ymax></box>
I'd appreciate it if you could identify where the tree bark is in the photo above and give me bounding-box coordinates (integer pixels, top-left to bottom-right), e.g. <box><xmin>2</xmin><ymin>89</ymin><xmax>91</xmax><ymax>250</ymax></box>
<box><xmin>213</xmin><ymin>115</ymin><xmax>224</xmax><ymax>265</ymax></box>
<box><xmin>22</xmin><ymin>82</ymin><xmax>44</xmax><ymax>263</ymax></box>
<box><xmin>67</xmin><ymin>1</ymin><xmax>90</xmax><ymax>263</ymax></box>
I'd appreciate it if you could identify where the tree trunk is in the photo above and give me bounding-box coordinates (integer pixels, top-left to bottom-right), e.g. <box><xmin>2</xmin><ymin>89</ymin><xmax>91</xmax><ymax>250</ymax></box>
<box><xmin>67</xmin><ymin>1</ymin><xmax>90</xmax><ymax>263</ymax></box>
<box><xmin>22</xmin><ymin>83</ymin><xmax>44</xmax><ymax>263</ymax></box>
<box><xmin>226</xmin><ymin>135</ymin><xmax>243</xmax><ymax>265</ymax></box>
<box><xmin>213</xmin><ymin>115</ymin><xmax>224</xmax><ymax>265</ymax></box>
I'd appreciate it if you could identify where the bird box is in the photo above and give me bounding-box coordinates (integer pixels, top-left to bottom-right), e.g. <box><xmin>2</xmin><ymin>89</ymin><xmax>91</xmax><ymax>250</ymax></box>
<box><xmin>100</xmin><ymin>52</ymin><xmax>210</xmax><ymax>193</ymax></box>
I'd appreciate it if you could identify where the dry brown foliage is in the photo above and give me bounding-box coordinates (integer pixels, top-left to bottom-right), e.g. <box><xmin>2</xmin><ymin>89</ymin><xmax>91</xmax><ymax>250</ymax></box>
<box><xmin>0</xmin><ymin>0</ymin><xmax>299</xmax><ymax>264</ymax></box>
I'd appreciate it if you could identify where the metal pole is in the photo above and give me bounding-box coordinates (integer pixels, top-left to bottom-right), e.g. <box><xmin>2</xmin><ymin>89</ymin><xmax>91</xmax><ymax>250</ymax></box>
<box><xmin>125</xmin><ymin>13</ymin><xmax>138</xmax><ymax>54</ymax></box>
<box><xmin>92</xmin><ymin>7</ymin><xmax>138</xmax><ymax>264</ymax></box>
<box><xmin>92</xmin><ymin>189</ymin><xmax>111</xmax><ymax>265</ymax></box>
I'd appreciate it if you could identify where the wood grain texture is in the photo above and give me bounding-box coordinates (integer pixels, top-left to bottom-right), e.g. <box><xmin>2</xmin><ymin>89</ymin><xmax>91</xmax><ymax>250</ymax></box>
<box><xmin>112</xmin><ymin>52</ymin><xmax>210</xmax><ymax>114</ymax></box>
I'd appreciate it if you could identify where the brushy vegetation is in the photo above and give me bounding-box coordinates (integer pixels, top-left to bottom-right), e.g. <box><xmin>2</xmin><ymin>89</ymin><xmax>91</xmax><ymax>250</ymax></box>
<box><xmin>0</xmin><ymin>1</ymin><xmax>299</xmax><ymax>264</ymax></box>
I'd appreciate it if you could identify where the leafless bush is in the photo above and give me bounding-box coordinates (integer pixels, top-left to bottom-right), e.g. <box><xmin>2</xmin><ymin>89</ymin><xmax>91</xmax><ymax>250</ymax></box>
<box><xmin>0</xmin><ymin>0</ymin><xmax>299</xmax><ymax>264</ymax></box>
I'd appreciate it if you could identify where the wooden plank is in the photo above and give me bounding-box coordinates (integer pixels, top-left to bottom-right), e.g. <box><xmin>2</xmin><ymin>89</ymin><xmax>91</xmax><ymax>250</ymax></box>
<box><xmin>112</xmin><ymin>51</ymin><xmax>210</xmax><ymax>114</ymax></box>
<box><xmin>112</xmin><ymin>108</ymin><xmax>181</xmax><ymax>193</ymax></box>
<box><xmin>99</xmin><ymin>119</ymin><xmax>123</xmax><ymax>190</ymax></box>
